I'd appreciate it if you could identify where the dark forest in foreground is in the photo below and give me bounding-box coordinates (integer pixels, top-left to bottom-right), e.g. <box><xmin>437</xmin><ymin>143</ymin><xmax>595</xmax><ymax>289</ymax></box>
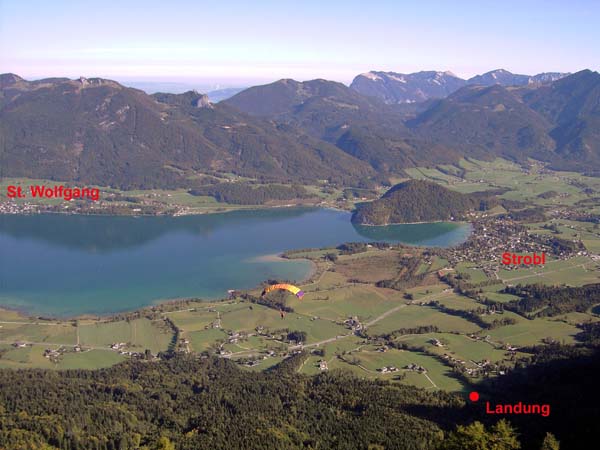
<box><xmin>0</xmin><ymin>347</ymin><xmax>598</xmax><ymax>450</ymax></box>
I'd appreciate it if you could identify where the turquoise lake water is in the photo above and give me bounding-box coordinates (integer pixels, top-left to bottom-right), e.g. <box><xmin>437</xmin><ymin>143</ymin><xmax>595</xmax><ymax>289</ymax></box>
<box><xmin>0</xmin><ymin>208</ymin><xmax>470</xmax><ymax>317</ymax></box>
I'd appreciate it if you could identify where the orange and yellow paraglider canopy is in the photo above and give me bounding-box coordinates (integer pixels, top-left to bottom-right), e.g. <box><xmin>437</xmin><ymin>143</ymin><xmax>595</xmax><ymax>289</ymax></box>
<box><xmin>261</xmin><ymin>283</ymin><xmax>304</xmax><ymax>299</ymax></box>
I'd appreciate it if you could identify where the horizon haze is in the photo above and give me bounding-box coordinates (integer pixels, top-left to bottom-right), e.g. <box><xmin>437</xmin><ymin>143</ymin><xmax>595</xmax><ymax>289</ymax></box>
<box><xmin>1</xmin><ymin>0</ymin><xmax>598</xmax><ymax>88</ymax></box>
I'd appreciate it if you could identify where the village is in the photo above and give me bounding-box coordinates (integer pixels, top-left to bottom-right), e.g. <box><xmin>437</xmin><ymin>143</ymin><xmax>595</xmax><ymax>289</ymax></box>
<box><xmin>440</xmin><ymin>216</ymin><xmax>588</xmax><ymax>279</ymax></box>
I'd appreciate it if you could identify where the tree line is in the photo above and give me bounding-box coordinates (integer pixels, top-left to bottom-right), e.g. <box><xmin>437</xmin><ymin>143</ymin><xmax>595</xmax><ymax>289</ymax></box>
<box><xmin>502</xmin><ymin>283</ymin><xmax>600</xmax><ymax>317</ymax></box>
<box><xmin>189</xmin><ymin>183</ymin><xmax>312</xmax><ymax>205</ymax></box>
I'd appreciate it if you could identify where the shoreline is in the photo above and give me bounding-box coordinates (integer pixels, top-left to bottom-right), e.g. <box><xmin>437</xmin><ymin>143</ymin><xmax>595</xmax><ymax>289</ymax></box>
<box><xmin>247</xmin><ymin>252</ymin><xmax>319</xmax><ymax>283</ymax></box>
<box><xmin>0</xmin><ymin>200</ymin><xmax>347</xmax><ymax>218</ymax></box>
<box><xmin>1</xmin><ymin>204</ymin><xmax>470</xmax><ymax>227</ymax></box>
<box><xmin>0</xmin><ymin>254</ymin><xmax>319</xmax><ymax>322</ymax></box>
<box><xmin>354</xmin><ymin>219</ymin><xmax>469</xmax><ymax>226</ymax></box>
<box><xmin>0</xmin><ymin>209</ymin><xmax>468</xmax><ymax>321</ymax></box>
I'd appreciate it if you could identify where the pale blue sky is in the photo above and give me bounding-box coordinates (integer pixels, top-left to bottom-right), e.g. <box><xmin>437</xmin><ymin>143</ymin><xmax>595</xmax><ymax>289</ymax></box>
<box><xmin>1</xmin><ymin>0</ymin><xmax>598</xmax><ymax>86</ymax></box>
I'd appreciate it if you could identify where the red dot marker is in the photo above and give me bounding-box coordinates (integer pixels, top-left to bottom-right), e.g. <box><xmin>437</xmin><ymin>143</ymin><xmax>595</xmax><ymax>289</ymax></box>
<box><xmin>469</xmin><ymin>391</ymin><xmax>480</xmax><ymax>402</ymax></box>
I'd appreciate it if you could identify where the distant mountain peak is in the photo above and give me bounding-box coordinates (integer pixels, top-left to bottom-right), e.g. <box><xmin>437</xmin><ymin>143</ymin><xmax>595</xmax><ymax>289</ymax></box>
<box><xmin>65</xmin><ymin>76</ymin><xmax>122</xmax><ymax>88</ymax></box>
<box><xmin>0</xmin><ymin>73</ymin><xmax>26</xmax><ymax>88</ymax></box>
<box><xmin>0</xmin><ymin>73</ymin><xmax>128</xmax><ymax>93</ymax></box>
<box><xmin>360</xmin><ymin>71</ymin><xmax>383</xmax><ymax>81</ymax></box>
<box><xmin>468</xmin><ymin>69</ymin><xmax>569</xmax><ymax>87</ymax></box>
<box><xmin>528</xmin><ymin>72</ymin><xmax>571</xmax><ymax>85</ymax></box>
<box><xmin>223</xmin><ymin>78</ymin><xmax>371</xmax><ymax>117</ymax></box>
<box><xmin>1</xmin><ymin>72</ymin><xmax>25</xmax><ymax>81</ymax></box>
<box><xmin>352</xmin><ymin>68</ymin><xmax>572</xmax><ymax>104</ymax></box>
<box><xmin>192</xmin><ymin>93</ymin><xmax>212</xmax><ymax>108</ymax></box>
<box><xmin>277</xmin><ymin>78</ymin><xmax>300</xmax><ymax>85</ymax></box>
<box><xmin>560</xmin><ymin>69</ymin><xmax>599</xmax><ymax>81</ymax></box>
<box><xmin>153</xmin><ymin>90</ymin><xmax>213</xmax><ymax>109</ymax></box>
<box><xmin>468</xmin><ymin>69</ymin><xmax>527</xmax><ymax>85</ymax></box>
<box><xmin>350</xmin><ymin>70</ymin><xmax>467</xmax><ymax>104</ymax></box>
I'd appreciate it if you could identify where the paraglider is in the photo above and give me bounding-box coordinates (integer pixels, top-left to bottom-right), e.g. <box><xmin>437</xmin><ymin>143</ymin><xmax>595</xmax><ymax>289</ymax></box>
<box><xmin>261</xmin><ymin>283</ymin><xmax>304</xmax><ymax>299</ymax></box>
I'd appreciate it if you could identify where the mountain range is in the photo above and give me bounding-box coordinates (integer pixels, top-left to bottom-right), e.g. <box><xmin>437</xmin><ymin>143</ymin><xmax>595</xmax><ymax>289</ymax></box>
<box><xmin>406</xmin><ymin>70</ymin><xmax>600</xmax><ymax>168</ymax></box>
<box><xmin>350</xmin><ymin>69</ymin><xmax>569</xmax><ymax>104</ymax></box>
<box><xmin>224</xmin><ymin>78</ymin><xmax>460</xmax><ymax>173</ymax></box>
<box><xmin>0</xmin><ymin>69</ymin><xmax>598</xmax><ymax>189</ymax></box>
<box><xmin>225</xmin><ymin>70</ymin><xmax>600</xmax><ymax>172</ymax></box>
<box><xmin>0</xmin><ymin>74</ymin><xmax>372</xmax><ymax>189</ymax></box>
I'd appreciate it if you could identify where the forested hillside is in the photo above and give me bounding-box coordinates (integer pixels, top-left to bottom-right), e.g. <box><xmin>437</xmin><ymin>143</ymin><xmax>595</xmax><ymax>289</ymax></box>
<box><xmin>224</xmin><ymin>78</ymin><xmax>461</xmax><ymax>173</ymax></box>
<box><xmin>0</xmin><ymin>355</ymin><xmax>463</xmax><ymax>449</ymax></box>
<box><xmin>0</xmin><ymin>75</ymin><xmax>372</xmax><ymax>189</ymax></box>
<box><xmin>1</xmin><ymin>349</ymin><xmax>596</xmax><ymax>449</ymax></box>
<box><xmin>408</xmin><ymin>85</ymin><xmax>556</xmax><ymax>163</ymax></box>
<box><xmin>522</xmin><ymin>70</ymin><xmax>600</xmax><ymax>172</ymax></box>
<box><xmin>189</xmin><ymin>183</ymin><xmax>313</xmax><ymax>205</ymax></box>
<box><xmin>352</xmin><ymin>180</ymin><xmax>482</xmax><ymax>225</ymax></box>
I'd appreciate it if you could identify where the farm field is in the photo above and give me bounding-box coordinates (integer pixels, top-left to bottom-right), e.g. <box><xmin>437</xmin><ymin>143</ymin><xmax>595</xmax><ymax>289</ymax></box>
<box><xmin>0</xmin><ymin>321</ymin><xmax>77</xmax><ymax>346</ymax></box>
<box><xmin>58</xmin><ymin>350</ymin><xmax>126</xmax><ymax>370</ymax></box>
<box><xmin>397</xmin><ymin>333</ymin><xmax>509</xmax><ymax>364</ymax></box>
<box><xmin>454</xmin><ymin>262</ymin><xmax>490</xmax><ymax>284</ymax></box>
<box><xmin>484</xmin><ymin>319</ymin><xmax>579</xmax><ymax>347</ymax></box>
<box><xmin>366</xmin><ymin>303</ymin><xmax>481</xmax><ymax>336</ymax></box>
<box><xmin>294</xmin><ymin>284</ymin><xmax>407</xmax><ymax>323</ymax></box>
<box><xmin>0</xmin><ymin>342</ymin><xmax>126</xmax><ymax>370</ymax></box>
<box><xmin>408</xmin><ymin>158</ymin><xmax>600</xmax><ymax>208</ymax></box>
<box><xmin>78</xmin><ymin>318</ymin><xmax>172</xmax><ymax>353</ymax></box>
<box><xmin>167</xmin><ymin>307</ymin><xmax>219</xmax><ymax>332</ymax></box>
<box><xmin>338</xmin><ymin>347</ymin><xmax>466</xmax><ymax>391</ymax></box>
<box><xmin>434</xmin><ymin>293</ymin><xmax>482</xmax><ymax>311</ymax></box>
<box><xmin>498</xmin><ymin>256</ymin><xmax>600</xmax><ymax>286</ymax></box>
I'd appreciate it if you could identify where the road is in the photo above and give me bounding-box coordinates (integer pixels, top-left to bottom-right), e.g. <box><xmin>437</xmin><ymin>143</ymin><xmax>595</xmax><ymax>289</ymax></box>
<box><xmin>423</xmin><ymin>373</ymin><xmax>438</xmax><ymax>388</ymax></box>
<box><xmin>0</xmin><ymin>340</ymin><xmax>115</xmax><ymax>352</ymax></box>
<box><xmin>0</xmin><ymin>320</ymin><xmax>61</xmax><ymax>326</ymax></box>
<box><xmin>365</xmin><ymin>291</ymin><xmax>451</xmax><ymax>327</ymax></box>
<box><xmin>502</xmin><ymin>262</ymin><xmax>589</xmax><ymax>282</ymax></box>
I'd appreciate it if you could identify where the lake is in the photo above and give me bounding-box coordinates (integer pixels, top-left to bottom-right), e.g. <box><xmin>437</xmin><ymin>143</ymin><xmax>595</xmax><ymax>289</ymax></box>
<box><xmin>0</xmin><ymin>208</ymin><xmax>470</xmax><ymax>316</ymax></box>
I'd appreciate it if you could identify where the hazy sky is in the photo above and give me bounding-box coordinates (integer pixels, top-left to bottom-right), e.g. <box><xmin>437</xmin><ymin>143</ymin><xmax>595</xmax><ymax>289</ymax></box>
<box><xmin>1</xmin><ymin>0</ymin><xmax>598</xmax><ymax>87</ymax></box>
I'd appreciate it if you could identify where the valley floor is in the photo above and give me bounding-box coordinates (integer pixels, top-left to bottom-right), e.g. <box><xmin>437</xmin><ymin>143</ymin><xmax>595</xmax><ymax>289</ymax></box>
<box><xmin>2</xmin><ymin>157</ymin><xmax>600</xmax><ymax>394</ymax></box>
